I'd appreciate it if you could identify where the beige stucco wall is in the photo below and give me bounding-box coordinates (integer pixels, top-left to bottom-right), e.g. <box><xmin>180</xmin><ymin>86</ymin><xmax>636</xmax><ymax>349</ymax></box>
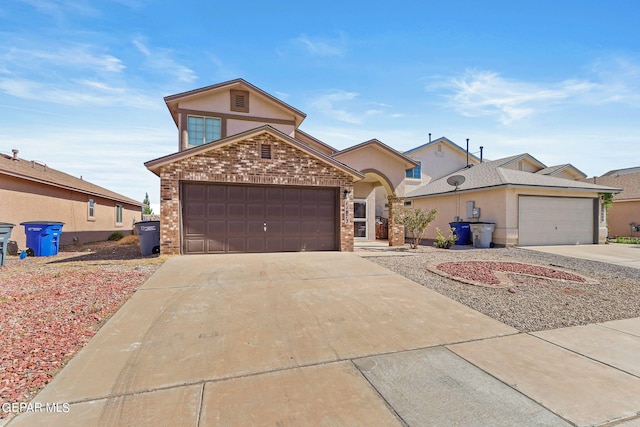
<box><xmin>334</xmin><ymin>146</ymin><xmax>408</xmax><ymax>195</ymax></box>
<box><xmin>608</xmin><ymin>200</ymin><xmax>640</xmax><ymax>237</ymax></box>
<box><xmin>404</xmin><ymin>142</ymin><xmax>478</xmax><ymax>191</ymax></box>
<box><xmin>412</xmin><ymin>187</ymin><xmax>605</xmax><ymax>246</ymax></box>
<box><xmin>227</xmin><ymin>119</ymin><xmax>294</xmax><ymax>137</ymax></box>
<box><xmin>177</xmin><ymin>89</ymin><xmax>290</xmax><ymax>121</ymax></box>
<box><xmin>0</xmin><ymin>175</ymin><xmax>140</xmax><ymax>249</ymax></box>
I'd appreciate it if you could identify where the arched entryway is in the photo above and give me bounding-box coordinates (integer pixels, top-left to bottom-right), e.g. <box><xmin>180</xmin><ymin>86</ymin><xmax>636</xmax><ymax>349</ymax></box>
<box><xmin>353</xmin><ymin>169</ymin><xmax>404</xmax><ymax>246</ymax></box>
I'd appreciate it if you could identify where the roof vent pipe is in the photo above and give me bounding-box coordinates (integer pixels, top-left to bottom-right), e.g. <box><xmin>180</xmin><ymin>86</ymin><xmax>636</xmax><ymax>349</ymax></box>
<box><xmin>466</xmin><ymin>138</ymin><xmax>469</xmax><ymax>167</ymax></box>
<box><xmin>11</xmin><ymin>149</ymin><xmax>18</xmax><ymax>160</ymax></box>
<box><xmin>428</xmin><ymin>133</ymin><xmax>431</xmax><ymax>143</ymax></box>
<box><xmin>480</xmin><ymin>146</ymin><xmax>483</xmax><ymax>163</ymax></box>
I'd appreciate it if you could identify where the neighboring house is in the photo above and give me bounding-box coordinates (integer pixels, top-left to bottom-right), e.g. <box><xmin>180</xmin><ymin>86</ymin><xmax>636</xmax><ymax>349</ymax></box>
<box><xmin>584</xmin><ymin>168</ymin><xmax>640</xmax><ymax>238</ymax></box>
<box><xmin>0</xmin><ymin>149</ymin><xmax>143</xmax><ymax>249</ymax></box>
<box><xmin>406</xmin><ymin>153</ymin><xmax>618</xmax><ymax>246</ymax></box>
<box><xmin>145</xmin><ymin>78</ymin><xmax>619</xmax><ymax>255</ymax></box>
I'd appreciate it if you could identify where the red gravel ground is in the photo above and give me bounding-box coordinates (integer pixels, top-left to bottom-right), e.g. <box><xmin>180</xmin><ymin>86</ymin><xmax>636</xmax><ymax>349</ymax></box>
<box><xmin>436</xmin><ymin>261</ymin><xmax>587</xmax><ymax>286</ymax></box>
<box><xmin>0</xmin><ymin>240</ymin><xmax>165</xmax><ymax>418</ymax></box>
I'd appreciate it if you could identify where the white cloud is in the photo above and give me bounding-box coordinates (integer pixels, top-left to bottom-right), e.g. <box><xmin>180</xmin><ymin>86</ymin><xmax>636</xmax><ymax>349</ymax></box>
<box><xmin>436</xmin><ymin>69</ymin><xmax>596</xmax><ymax>125</ymax></box>
<box><xmin>132</xmin><ymin>38</ymin><xmax>196</xmax><ymax>83</ymax></box>
<box><xmin>310</xmin><ymin>90</ymin><xmax>388</xmax><ymax>124</ymax></box>
<box><xmin>3</xmin><ymin>45</ymin><xmax>125</xmax><ymax>73</ymax></box>
<box><xmin>293</xmin><ymin>33</ymin><xmax>347</xmax><ymax>57</ymax></box>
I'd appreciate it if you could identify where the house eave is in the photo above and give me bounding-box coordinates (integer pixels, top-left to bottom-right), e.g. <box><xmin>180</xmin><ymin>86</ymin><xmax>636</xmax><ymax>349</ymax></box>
<box><xmin>145</xmin><ymin>125</ymin><xmax>365</xmax><ymax>180</ymax></box>
<box><xmin>406</xmin><ymin>183</ymin><xmax>622</xmax><ymax>200</ymax></box>
<box><xmin>0</xmin><ymin>170</ymin><xmax>144</xmax><ymax>207</ymax></box>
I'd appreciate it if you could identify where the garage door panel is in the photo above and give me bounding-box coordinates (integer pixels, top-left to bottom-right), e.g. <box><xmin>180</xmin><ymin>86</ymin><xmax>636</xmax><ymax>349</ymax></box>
<box><xmin>283</xmin><ymin>221</ymin><xmax>301</xmax><ymax>235</ymax></box>
<box><xmin>206</xmin><ymin>185</ymin><xmax>225</xmax><ymax>200</ymax></box>
<box><xmin>186</xmin><ymin>203</ymin><xmax>205</xmax><ymax>219</ymax></box>
<box><xmin>246</xmin><ymin>220</ymin><xmax>264</xmax><ymax>234</ymax></box>
<box><xmin>227</xmin><ymin>187</ymin><xmax>246</xmax><ymax>202</ymax></box>
<box><xmin>227</xmin><ymin>221</ymin><xmax>246</xmax><ymax>234</ymax></box>
<box><xmin>227</xmin><ymin>238</ymin><xmax>246</xmax><ymax>253</ymax></box>
<box><xmin>182</xmin><ymin>183</ymin><xmax>337</xmax><ymax>254</ymax></box>
<box><xmin>284</xmin><ymin>188</ymin><xmax>300</xmax><ymax>202</ymax></box>
<box><xmin>185</xmin><ymin>239</ymin><xmax>205</xmax><ymax>254</ymax></box>
<box><xmin>207</xmin><ymin>203</ymin><xmax>225</xmax><ymax>218</ymax></box>
<box><xmin>266</xmin><ymin>205</ymin><xmax>283</xmax><ymax>218</ymax></box>
<box><xmin>266</xmin><ymin>222</ymin><xmax>283</xmax><ymax>234</ymax></box>
<box><xmin>301</xmin><ymin>205</ymin><xmax>318</xmax><ymax>217</ymax></box>
<box><xmin>246</xmin><ymin>204</ymin><xmax>265</xmax><ymax>218</ymax></box>
<box><xmin>207</xmin><ymin>239</ymin><xmax>224</xmax><ymax>253</ymax></box>
<box><xmin>283</xmin><ymin>205</ymin><xmax>300</xmax><ymax>218</ymax></box>
<box><xmin>519</xmin><ymin>196</ymin><xmax>595</xmax><ymax>246</ymax></box>
<box><xmin>227</xmin><ymin>204</ymin><xmax>245</xmax><ymax>217</ymax></box>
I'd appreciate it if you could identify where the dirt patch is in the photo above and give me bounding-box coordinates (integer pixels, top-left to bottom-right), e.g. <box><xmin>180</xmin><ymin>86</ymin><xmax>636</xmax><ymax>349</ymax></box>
<box><xmin>0</xmin><ymin>240</ymin><xmax>167</xmax><ymax>417</ymax></box>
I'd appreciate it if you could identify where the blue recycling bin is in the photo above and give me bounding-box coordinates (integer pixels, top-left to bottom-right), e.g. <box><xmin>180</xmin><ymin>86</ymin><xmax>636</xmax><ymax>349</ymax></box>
<box><xmin>20</xmin><ymin>221</ymin><xmax>65</xmax><ymax>256</ymax></box>
<box><xmin>449</xmin><ymin>222</ymin><xmax>471</xmax><ymax>245</ymax></box>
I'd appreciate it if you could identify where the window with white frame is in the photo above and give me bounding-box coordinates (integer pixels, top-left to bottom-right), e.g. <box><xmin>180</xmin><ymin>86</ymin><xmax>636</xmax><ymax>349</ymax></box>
<box><xmin>405</xmin><ymin>161</ymin><xmax>421</xmax><ymax>179</ymax></box>
<box><xmin>88</xmin><ymin>199</ymin><xmax>95</xmax><ymax>221</ymax></box>
<box><xmin>115</xmin><ymin>204</ymin><xmax>123</xmax><ymax>226</ymax></box>
<box><xmin>187</xmin><ymin>115</ymin><xmax>221</xmax><ymax>146</ymax></box>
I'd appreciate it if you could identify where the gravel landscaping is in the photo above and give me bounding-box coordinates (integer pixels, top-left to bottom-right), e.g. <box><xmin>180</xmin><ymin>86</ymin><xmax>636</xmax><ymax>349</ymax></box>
<box><xmin>367</xmin><ymin>246</ymin><xmax>640</xmax><ymax>332</ymax></box>
<box><xmin>0</xmin><ymin>240</ymin><xmax>165</xmax><ymax>417</ymax></box>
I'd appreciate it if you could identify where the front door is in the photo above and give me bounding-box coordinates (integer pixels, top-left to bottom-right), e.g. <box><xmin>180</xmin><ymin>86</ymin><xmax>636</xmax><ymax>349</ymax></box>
<box><xmin>354</xmin><ymin>199</ymin><xmax>367</xmax><ymax>239</ymax></box>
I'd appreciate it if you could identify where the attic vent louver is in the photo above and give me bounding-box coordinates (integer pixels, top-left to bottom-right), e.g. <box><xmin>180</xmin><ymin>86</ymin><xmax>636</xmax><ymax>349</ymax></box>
<box><xmin>230</xmin><ymin>89</ymin><xmax>249</xmax><ymax>113</ymax></box>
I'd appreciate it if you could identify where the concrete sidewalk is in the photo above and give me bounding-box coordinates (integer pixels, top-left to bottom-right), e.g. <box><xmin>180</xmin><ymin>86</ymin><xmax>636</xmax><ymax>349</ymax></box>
<box><xmin>6</xmin><ymin>253</ymin><xmax>640</xmax><ymax>426</ymax></box>
<box><xmin>523</xmin><ymin>243</ymin><xmax>640</xmax><ymax>269</ymax></box>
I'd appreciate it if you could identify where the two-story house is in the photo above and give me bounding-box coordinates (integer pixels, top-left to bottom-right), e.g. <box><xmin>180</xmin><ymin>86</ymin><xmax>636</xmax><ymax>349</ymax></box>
<box><xmin>145</xmin><ymin>79</ymin><xmax>619</xmax><ymax>254</ymax></box>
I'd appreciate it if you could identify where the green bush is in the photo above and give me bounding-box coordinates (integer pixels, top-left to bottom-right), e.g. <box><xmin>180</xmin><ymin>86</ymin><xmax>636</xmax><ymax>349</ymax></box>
<box><xmin>612</xmin><ymin>236</ymin><xmax>640</xmax><ymax>244</ymax></box>
<box><xmin>434</xmin><ymin>227</ymin><xmax>457</xmax><ymax>249</ymax></box>
<box><xmin>107</xmin><ymin>232</ymin><xmax>124</xmax><ymax>241</ymax></box>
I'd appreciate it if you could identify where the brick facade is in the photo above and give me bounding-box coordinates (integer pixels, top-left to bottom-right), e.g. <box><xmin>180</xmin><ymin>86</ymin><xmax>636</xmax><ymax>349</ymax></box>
<box><xmin>158</xmin><ymin>131</ymin><xmax>355</xmax><ymax>255</ymax></box>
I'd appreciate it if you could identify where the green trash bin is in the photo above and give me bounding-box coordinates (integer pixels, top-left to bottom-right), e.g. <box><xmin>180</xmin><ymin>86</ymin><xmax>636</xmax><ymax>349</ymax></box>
<box><xmin>0</xmin><ymin>222</ymin><xmax>16</xmax><ymax>266</ymax></box>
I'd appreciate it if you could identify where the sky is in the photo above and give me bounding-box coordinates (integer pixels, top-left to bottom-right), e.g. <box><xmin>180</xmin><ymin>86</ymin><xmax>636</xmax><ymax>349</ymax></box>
<box><xmin>1</xmin><ymin>1</ymin><xmax>639</xmax><ymax>213</ymax></box>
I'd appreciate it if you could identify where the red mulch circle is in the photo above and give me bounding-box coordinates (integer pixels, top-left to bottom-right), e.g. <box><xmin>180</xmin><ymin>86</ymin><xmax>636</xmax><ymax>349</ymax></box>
<box><xmin>436</xmin><ymin>261</ymin><xmax>587</xmax><ymax>286</ymax></box>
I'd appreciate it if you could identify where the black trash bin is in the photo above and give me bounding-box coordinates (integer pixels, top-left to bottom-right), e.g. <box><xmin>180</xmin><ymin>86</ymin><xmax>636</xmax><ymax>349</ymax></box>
<box><xmin>134</xmin><ymin>221</ymin><xmax>160</xmax><ymax>256</ymax></box>
<box><xmin>20</xmin><ymin>221</ymin><xmax>64</xmax><ymax>256</ymax></box>
<box><xmin>0</xmin><ymin>222</ymin><xmax>15</xmax><ymax>266</ymax></box>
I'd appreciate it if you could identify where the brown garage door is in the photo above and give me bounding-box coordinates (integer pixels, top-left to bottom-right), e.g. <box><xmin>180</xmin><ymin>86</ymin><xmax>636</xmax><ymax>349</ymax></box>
<box><xmin>182</xmin><ymin>183</ymin><xmax>339</xmax><ymax>254</ymax></box>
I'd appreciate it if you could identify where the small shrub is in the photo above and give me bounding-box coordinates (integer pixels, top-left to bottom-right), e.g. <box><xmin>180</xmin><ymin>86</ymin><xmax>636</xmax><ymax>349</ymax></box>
<box><xmin>393</xmin><ymin>206</ymin><xmax>438</xmax><ymax>249</ymax></box>
<box><xmin>434</xmin><ymin>227</ymin><xmax>457</xmax><ymax>249</ymax></box>
<box><xmin>613</xmin><ymin>236</ymin><xmax>640</xmax><ymax>244</ymax></box>
<box><xmin>107</xmin><ymin>232</ymin><xmax>124</xmax><ymax>241</ymax></box>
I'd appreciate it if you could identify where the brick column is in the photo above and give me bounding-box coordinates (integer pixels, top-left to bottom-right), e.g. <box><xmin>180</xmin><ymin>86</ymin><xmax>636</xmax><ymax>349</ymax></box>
<box><xmin>159</xmin><ymin>177</ymin><xmax>180</xmax><ymax>255</ymax></box>
<box><xmin>387</xmin><ymin>195</ymin><xmax>405</xmax><ymax>247</ymax></box>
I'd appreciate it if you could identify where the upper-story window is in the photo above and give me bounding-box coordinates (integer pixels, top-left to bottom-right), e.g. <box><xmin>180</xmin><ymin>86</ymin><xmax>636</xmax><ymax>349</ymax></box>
<box><xmin>188</xmin><ymin>115</ymin><xmax>221</xmax><ymax>146</ymax></box>
<box><xmin>405</xmin><ymin>161</ymin><xmax>421</xmax><ymax>179</ymax></box>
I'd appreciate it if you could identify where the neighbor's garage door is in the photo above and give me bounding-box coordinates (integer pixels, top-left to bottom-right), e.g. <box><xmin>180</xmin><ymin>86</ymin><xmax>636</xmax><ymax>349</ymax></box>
<box><xmin>518</xmin><ymin>196</ymin><xmax>596</xmax><ymax>246</ymax></box>
<box><xmin>182</xmin><ymin>183</ymin><xmax>338</xmax><ymax>254</ymax></box>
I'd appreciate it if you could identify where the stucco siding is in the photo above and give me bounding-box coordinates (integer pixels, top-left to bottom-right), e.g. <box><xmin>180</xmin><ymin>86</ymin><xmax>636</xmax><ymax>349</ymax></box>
<box><xmin>608</xmin><ymin>200</ymin><xmax>640</xmax><ymax>237</ymax></box>
<box><xmin>0</xmin><ymin>175</ymin><xmax>140</xmax><ymax>248</ymax></box>
<box><xmin>227</xmin><ymin>119</ymin><xmax>294</xmax><ymax>138</ymax></box>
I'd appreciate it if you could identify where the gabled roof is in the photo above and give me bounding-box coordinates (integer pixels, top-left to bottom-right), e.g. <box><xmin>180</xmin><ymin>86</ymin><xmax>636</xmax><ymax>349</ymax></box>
<box><xmin>406</xmin><ymin>154</ymin><xmax>620</xmax><ymax>198</ymax></box>
<box><xmin>495</xmin><ymin>153</ymin><xmax>546</xmax><ymax>170</ymax></box>
<box><xmin>294</xmin><ymin>129</ymin><xmax>338</xmax><ymax>155</ymax></box>
<box><xmin>602</xmin><ymin>166</ymin><xmax>640</xmax><ymax>176</ymax></box>
<box><xmin>332</xmin><ymin>139</ymin><xmax>418</xmax><ymax>169</ymax></box>
<box><xmin>164</xmin><ymin>78</ymin><xmax>307</xmax><ymax>127</ymax></box>
<box><xmin>144</xmin><ymin>125</ymin><xmax>365</xmax><ymax>180</ymax></box>
<box><xmin>0</xmin><ymin>152</ymin><xmax>143</xmax><ymax>206</ymax></box>
<box><xmin>584</xmin><ymin>171</ymin><xmax>640</xmax><ymax>201</ymax></box>
<box><xmin>404</xmin><ymin>136</ymin><xmax>481</xmax><ymax>163</ymax></box>
<box><xmin>536</xmin><ymin>164</ymin><xmax>587</xmax><ymax>179</ymax></box>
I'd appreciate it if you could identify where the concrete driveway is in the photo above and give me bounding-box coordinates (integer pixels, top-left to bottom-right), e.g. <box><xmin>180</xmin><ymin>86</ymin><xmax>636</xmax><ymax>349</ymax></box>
<box><xmin>523</xmin><ymin>243</ymin><xmax>640</xmax><ymax>269</ymax></box>
<box><xmin>7</xmin><ymin>252</ymin><xmax>640</xmax><ymax>426</ymax></box>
